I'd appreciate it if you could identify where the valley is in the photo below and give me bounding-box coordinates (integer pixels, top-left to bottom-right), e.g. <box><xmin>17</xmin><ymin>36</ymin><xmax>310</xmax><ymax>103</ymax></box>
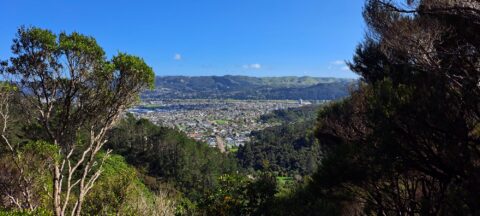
<box><xmin>129</xmin><ymin>99</ymin><xmax>319</xmax><ymax>150</ymax></box>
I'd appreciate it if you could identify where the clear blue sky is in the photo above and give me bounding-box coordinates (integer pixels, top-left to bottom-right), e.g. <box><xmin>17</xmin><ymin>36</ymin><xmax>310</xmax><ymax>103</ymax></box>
<box><xmin>0</xmin><ymin>0</ymin><xmax>365</xmax><ymax>78</ymax></box>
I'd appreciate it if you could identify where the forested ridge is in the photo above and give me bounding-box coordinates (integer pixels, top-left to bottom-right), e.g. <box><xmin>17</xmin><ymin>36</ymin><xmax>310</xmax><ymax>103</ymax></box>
<box><xmin>106</xmin><ymin>115</ymin><xmax>239</xmax><ymax>202</ymax></box>
<box><xmin>1</xmin><ymin>0</ymin><xmax>479</xmax><ymax>215</ymax></box>
<box><xmin>238</xmin><ymin>105</ymin><xmax>322</xmax><ymax>176</ymax></box>
<box><xmin>144</xmin><ymin>76</ymin><xmax>353</xmax><ymax>100</ymax></box>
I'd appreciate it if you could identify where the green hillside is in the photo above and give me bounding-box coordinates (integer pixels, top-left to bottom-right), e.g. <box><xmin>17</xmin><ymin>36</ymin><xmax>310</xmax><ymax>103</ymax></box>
<box><xmin>144</xmin><ymin>75</ymin><xmax>355</xmax><ymax>100</ymax></box>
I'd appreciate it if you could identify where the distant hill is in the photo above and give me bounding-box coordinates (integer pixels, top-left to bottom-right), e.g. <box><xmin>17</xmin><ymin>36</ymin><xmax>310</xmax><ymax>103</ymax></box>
<box><xmin>143</xmin><ymin>75</ymin><xmax>355</xmax><ymax>100</ymax></box>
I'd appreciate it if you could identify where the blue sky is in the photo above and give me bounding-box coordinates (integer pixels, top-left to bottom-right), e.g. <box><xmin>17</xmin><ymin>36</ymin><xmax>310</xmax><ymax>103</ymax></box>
<box><xmin>0</xmin><ymin>0</ymin><xmax>365</xmax><ymax>78</ymax></box>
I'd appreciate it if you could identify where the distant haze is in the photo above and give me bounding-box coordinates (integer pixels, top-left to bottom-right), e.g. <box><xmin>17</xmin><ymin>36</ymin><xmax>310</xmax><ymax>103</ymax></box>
<box><xmin>144</xmin><ymin>75</ymin><xmax>355</xmax><ymax>100</ymax></box>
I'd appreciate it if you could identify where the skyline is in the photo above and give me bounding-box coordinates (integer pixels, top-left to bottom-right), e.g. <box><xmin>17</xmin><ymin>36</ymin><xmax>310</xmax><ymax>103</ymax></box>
<box><xmin>0</xmin><ymin>0</ymin><xmax>365</xmax><ymax>78</ymax></box>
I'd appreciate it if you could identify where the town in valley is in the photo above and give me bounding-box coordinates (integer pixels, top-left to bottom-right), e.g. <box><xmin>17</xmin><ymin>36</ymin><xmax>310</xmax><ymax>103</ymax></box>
<box><xmin>129</xmin><ymin>99</ymin><xmax>319</xmax><ymax>151</ymax></box>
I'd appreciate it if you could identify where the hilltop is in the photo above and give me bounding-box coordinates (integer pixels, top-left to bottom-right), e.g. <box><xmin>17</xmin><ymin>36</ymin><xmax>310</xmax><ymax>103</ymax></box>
<box><xmin>143</xmin><ymin>75</ymin><xmax>355</xmax><ymax>100</ymax></box>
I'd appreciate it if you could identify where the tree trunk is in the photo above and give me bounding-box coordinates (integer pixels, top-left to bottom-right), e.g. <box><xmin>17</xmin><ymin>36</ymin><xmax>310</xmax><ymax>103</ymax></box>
<box><xmin>53</xmin><ymin>163</ymin><xmax>63</xmax><ymax>216</ymax></box>
<box><xmin>74</xmin><ymin>196</ymin><xmax>83</xmax><ymax>216</ymax></box>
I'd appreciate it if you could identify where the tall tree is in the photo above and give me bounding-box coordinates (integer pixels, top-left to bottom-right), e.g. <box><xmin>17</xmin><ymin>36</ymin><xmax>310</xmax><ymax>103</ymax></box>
<box><xmin>312</xmin><ymin>0</ymin><xmax>480</xmax><ymax>215</ymax></box>
<box><xmin>0</xmin><ymin>27</ymin><xmax>154</xmax><ymax>216</ymax></box>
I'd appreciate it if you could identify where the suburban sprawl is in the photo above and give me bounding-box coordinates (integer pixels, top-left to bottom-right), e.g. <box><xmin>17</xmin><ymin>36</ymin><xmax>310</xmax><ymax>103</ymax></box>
<box><xmin>129</xmin><ymin>99</ymin><xmax>317</xmax><ymax>151</ymax></box>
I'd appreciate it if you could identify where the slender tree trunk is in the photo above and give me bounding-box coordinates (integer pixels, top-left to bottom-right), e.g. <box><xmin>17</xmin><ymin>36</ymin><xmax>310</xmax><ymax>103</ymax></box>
<box><xmin>74</xmin><ymin>195</ymin><xmax>83</xmax><ymax>216</ymax></box>
<box><xmin>53</xmin><ymin>163</ymin><xmax>63</xmax><ymax>216</ymax></box>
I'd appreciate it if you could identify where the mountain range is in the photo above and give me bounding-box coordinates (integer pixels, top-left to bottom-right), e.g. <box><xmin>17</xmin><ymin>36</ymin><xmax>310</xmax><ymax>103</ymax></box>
<box><xmin>143</xmin><ymin>75</ymin><xmax>355</xmax><ymax>100</ymax></box>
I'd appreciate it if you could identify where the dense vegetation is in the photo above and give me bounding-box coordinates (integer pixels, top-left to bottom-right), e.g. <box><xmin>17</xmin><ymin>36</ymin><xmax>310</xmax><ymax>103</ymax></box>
<box><xmin>259</xmin><ymin>105</ymin><xmax>320</xmax><ymax>124</ymax></box>
<box><xmin>106</xmin><ymin>114</ymin><xmax>239</xmax><ymax>202</ymax></box>
<box><xmin>280</xmin><ymin>0</ymin><xmax>480</xmax><ymax>215</ymax></box>
<box><xmin>0</xmin><ymin>26</ymin><xmax>155</xmax><ymax>215</ymax></box>
<box><xmin>0</xmin><ymin>87</ymin><xmax>279</xmax><ymax>215</ymax></box>
<box><xmin>238</xmin><ymin>106</ymin><xmax>322</xmax><ymax>176</ymax></box>
<box><xmin>145</xmin><ymin>75</ymin><xmax>353</xmax><ymax>100</ymax></box>
<box><xmin>1</xmin><ymin>0</ymin><xmax>479</xmax><ymax>215</ymax></box>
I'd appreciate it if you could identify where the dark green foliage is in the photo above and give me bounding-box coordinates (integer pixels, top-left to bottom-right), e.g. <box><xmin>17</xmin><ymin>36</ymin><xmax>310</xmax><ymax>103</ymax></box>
<box><xmin>0</xmin><ymin>209</ymin><xmax>52</xmax><ymax>216</ymax></box>
<box><xmin>2</xmin><ymin>26</ymin><xmax>155</xmax><ymax>151</ymax></box>
<box><xmin>0</xmin><ymin>26</ymin><xmax>155</xmax><ymax>215</ymax></box>
<box><xmin>106</xmin><ymin>114</ymin><xmax>239</xmax><ymax>201</ymax></box>
<box><xmin>4</xmin><ymin>1</ymin><xmax>479</xmax><ymax>214</ymax></box>
<box><xmin>0</xmin><ymin>141</ymin><xmax>57</xmax><ymax>211</ymax></box>
<box><xmin>299</xmin><ymin>0</ymin><xmax>480</xmax><ymax>215</ymax></box>
<box><xmin>268</xmin><ymin>182</ymin><xmax>344</xmax><ymax>216</ymax></box>
<box><xmin>238</xmin><ymin>106</ymin><xmax>322</xmax><ymax>176</ymax></box>
<box><xmin>198</xmin><ymin>173</ymin><xmax>277</xmax><ymax>216</ymax></box>
<box><xmin>260</xmin><ymin>105</ymin><xmax>320</xmax><ymax>124</ymax></box>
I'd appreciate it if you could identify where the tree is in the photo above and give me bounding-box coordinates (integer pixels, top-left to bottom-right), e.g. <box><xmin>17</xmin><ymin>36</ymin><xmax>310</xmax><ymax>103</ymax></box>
<box><xmin>83</xmin><ymin>154</ymin><xmax>177</xmax><ymax>216</ymax></box>
<box><xmin>105</xmin><ymin>114</ymin><xmax>239</xmax><ymax>202</ymax></box>
<box><xmin>198</xmin><ymin>173</ymin><xmax>277</xmax><ymax>216</ymax></box>
<box><xmin>0</xmin><ymin>83</ymin><xmax>37</xmax><ymax>210</ymax></box>
<box><xmin>0</xmin><ymin>26</ymin><xmax>154</xmax><ymax>216</ymax></box>
<box><xmin>311</xmin><ymin>0</ymin><xmax>480</xmax><ymax>215</ymax></box>
<box><xmin>0</xmin><ymin>141</ymin><xmax>57</xmax><ymax>211</ymax></box>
